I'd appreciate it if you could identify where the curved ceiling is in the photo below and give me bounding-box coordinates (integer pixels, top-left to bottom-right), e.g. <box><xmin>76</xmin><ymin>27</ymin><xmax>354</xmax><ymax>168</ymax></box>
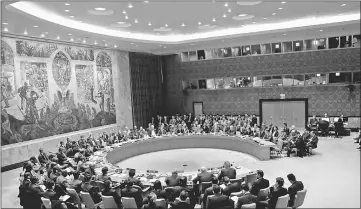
<box><xmin>2</xmin><ymin>0</ymin><xmax>360</xmax><ymax>54</ymax></box>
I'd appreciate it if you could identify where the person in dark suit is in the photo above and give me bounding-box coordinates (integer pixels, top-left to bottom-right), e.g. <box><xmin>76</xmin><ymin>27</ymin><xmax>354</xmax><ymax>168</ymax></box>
<box><xmin>102</xmin><ymin>180</ymin><xmax>123</xmax><ymax>209</ymax></box>
<box><xmin>170</xmin><ymin>191</ymin><xmax>192</xmax><ymax>209</ymax></box>
<box><xmin>38</xmin><ymin>148</ymin><xmax>49</xmax><ymax>165</ymax></box>
<box><xmin>81</xmin><ymin>174</ymin><xmax>102</xmax><ymax>204</ymax></box>
<box><xmin>235</xmin><ymin>184</ymin><xmax>258</xmax><ymax>209</ymax></box>
<box><xmin>250</xmin><ymin>170</ymin><xmax>270</xmax><ymax>195</ymax></box>
<box><xmin>121</xmin><ymin>180</ymin><xmax>143</xmax><ymax>209</ymax></box>
<box><xmin>222</xmin><ymin>177</ymin><xmax>241</xmax><ymax>196</ymax></box>
<box><xmin>143</xmin><ymin>180</ymin><xmax>167</xmax><ymax>204</ymax></box>
<box><xmin>218</xmin><ymin>161</ymin><xmax>237</xmax><ymax>182</ymax></box>
<box><xmin>170</xmin><ymin>176</ymin><xmax>196</xmax><ymax>208</ymax></box>
<box><xmin>202</xmin><ymin>177</ymin><xmax>218</xmax><ymax>208</ymax></box>
<box><xmin>286</xmin><ymin>174</ymin><xmax>304</xmax><ymax>207</ymax></box>
<box><xmin>267</xmin><ymin>177</ymin><xmax>288</xmax><ymax>209</ymax></box>
<box><xmin>207</xmin><ymin>185</ymin><xmax>234</xmax><ymax>209</ymax></box>
<box><xmin>165</xmin><ymin>171</ymin><xmax>180</xmax><ymax>187</ymax></box>
<box><xmin>96</xmin><ymin>167</ymin><xmax>111</xmax><ymax>182</ymax></box>
<box><xmin>128</xmin><ymin>169</ymin><xmax>144</xmax><ymax>189</ymax></box>
<box><xmin>193</xmin><ymin>167</ymin><xmax>214</xmax><ymax>185</ymax></box>
<box><xmin>282</xmin><ymin>123</ymin><xmax>290</xmax><ymax>136</ymax></box>
<box><xmin>23</xmin><ymin>176</ymin><xmax>44</xmax><ymax>209</ymax></box>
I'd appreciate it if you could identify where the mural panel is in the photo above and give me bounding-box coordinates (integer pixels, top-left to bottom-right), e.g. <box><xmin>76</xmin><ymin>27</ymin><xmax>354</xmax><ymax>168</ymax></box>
<box><xmin>1</xmin><ymin>42</ymin><xmax>117</xmax><ymax>146</ymax></box>
<box><xmin>16</xmin><ymin>40</ymin><xmax>58</xmax><ymax>57</ymax></box>
<box><xmin>75</xmin><ymin>65</ymin><xmax>96</xmax><ymax>103</ymax></box>
<box><xmin>64</xmin><ymin>46</ymin><xmax>94</xmax><ymax>61</ymax></box>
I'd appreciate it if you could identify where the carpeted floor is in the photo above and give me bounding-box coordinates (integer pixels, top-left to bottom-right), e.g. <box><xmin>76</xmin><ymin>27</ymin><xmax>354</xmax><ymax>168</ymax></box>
<box><xmin>2</xmin><ymin>134</ymin><xmax>360</xmax><ymax>208</ymax></box>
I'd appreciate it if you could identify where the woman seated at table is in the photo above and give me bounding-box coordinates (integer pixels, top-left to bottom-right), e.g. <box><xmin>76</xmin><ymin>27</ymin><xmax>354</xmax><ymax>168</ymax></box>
<box><xmin>262</xmin><ymin>130</ymin><xmax>272</xmax><ymax>141</ymax></box>
<box><xmin>143</xmin><ymin>180</ymin><xmax>167</xmax><ymax>204</ymax></box>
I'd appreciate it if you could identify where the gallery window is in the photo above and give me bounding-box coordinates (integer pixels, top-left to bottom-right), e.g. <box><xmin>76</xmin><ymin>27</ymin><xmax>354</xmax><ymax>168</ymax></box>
<box><xmin>329</xmin><ymin>72</ymin><xmax>352</xmax><ymax>84</ymax></box>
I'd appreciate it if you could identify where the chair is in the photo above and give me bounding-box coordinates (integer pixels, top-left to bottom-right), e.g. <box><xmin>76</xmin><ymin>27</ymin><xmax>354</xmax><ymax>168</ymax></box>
<box><xmin>80</xmin><ymin>191</ymin><xmax>103</xmax><ymax>209</ymax></box>
<box><xmin>241</xmin><ymin>203</ymin><xmax>256</xmax><ymax>209</ymax></box>
<box><xmin>200</xmin><ymin>181</ymin><xmax>212</xmax><ymax>194</ymax></box>
<box><xmin>257</xmin><ymin>187</ymin><xmax>270</xmax><ymax>201</ymax></box>
<box><xmin>245</xmin><ymin>173</ymin><xmax>257</xmax><ymax>188</ymax></box>
<box><xmin>206</xmin><ymin>195</ymin><xmax>214</xmax><ymax>209</ymax></box>
<box><xmin>155</xmin><ymin>198</ymin><xmax>167</xmax><ymax>208</ymax></box>
<box><xmin>164</xmin><ymin>187</ymin><xmax>174</xmax><ymax>198</ymax></box>
<box><xmin>275</xmin><ymin>194</ymin><xmax>290</xmax><ymax>209</ymax></box>
<box><xmin>66</xmin><ymin>188</ymin><xmax>82</xmax><ymax>208</ymax></box>
<box><xmin>102</xmin><ymin>195</ymin><xmax>118</xmax><ymax>209</ymax></box>
<box><xmin>176</xmin><ymin>197</ymin><xmax>190</xmax><ymax>204</ymax></box>
<box><xmin>121</xmin><ymin>197</ymin><xmax>138</xmax><ymax>209</ymax></box>
<box><xmin>292</xmin><ymin>189</ymin><xmax>307</xmax><ymax>209</ymax></box>
<box><xmin>41</xmin><ymin>197</ymin><xmax>51</xmax><ymax>209</ymax></box>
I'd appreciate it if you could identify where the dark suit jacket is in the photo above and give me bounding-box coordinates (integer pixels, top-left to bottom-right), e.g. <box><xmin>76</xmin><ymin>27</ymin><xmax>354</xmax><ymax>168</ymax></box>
<box><xmin>102</xmin><ymin>188</ymin><xmax>123</xmax><ymax>209</ymax></box>
<box><xmin>202</xmin><ymin>187</ymin><xmax>214</xmax><ymax>206</ymax></box>
<box><xmin>38</xmin><ymin>153</ymin><xmax>49</xmax><ymax>164</ymax></box>
<box><xmin>171</xmin><ymin>201</ymin><xmax>192</xmax><ymax>209</ymax></box>
<box><xmin>207</xmin><ymin>194</ymin><xmax>234</xmax><ymax>209</ymax></box>
<box><xmin>223</xmin><ymin>183</ymin><xmax>241</xmax><ymax>196</ymax></box>
<box><xmin>287</xmin><ymin>181</ymin><xmax>304</xmax><ymax>207</ymax></box>
<box><xmin>170</xmin><ymin>186</ymin><xmax>196</xmax><ymax>207</ymax></box>
<box><xmin>268</xmin><ymin>187</ymin><xmax>288</xmax><ymax>209</ymax></box>
<box><xmin>192</xmin><ymin>172</ymin><xmax>214</xmax><ymax>184</ymax></box>
<box><xmin>128</xmin><ymin>177</ymin><xmax>144</xmax><ymax>189</ymax></box>
<box><xmin>122</xmin><ymin>187</ymin><xmax>143</xmax><ymax>209</ymax></box>
<box><xmin>250</xmin><ymin>178</ymin><xmax>270</xmax><ymax>194</ymax></box>
<box><xmin>218</xmin><ymin>168</ymin><xmax>237</xmax><ymax>181</ymax></box>
<box><xmin>165</xmin><ymin>176</ymin><xmax>180</xmax><ymax>187</ymax></box>
<box><xmin>236</xmin><ymin>193</ymin><xmax>258</xmax><ymax>209</ymax></box>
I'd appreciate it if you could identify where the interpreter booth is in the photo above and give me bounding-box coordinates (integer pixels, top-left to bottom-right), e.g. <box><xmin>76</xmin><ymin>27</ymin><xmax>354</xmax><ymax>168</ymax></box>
<box><xmin>259</xmin><ymin>98</ymin><xmax>308</xmax><ymax>130</ymax></box>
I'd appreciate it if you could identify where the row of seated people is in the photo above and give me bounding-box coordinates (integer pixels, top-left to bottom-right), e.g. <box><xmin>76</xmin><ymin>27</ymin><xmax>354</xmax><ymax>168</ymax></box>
<box><xmin>353</xmin><ymin>129</ymin><xmax>361</xmax><ymax>151</ymax></box>
<box><xmin>308</xmin><ymin>114</ymin><xmax>346</xmax><ymax>137</ymax></box>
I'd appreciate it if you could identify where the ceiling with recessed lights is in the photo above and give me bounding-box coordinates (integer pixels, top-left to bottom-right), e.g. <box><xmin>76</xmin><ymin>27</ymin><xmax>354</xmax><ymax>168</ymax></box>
<box><xmin>1</xmin><ymin>0</ymin><xmax>360</xmax><ymax>54</ymax></box>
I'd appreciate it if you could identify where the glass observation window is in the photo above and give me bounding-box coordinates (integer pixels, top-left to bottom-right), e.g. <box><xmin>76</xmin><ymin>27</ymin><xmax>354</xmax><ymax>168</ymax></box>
<box><xmin>353</xmin><ymin>71</ymin><xmax>361</xmax><ymax>84</ymax></box>
<box><xmin>329</xmin><ymin>72</ymin><xmax>352</xmax><ymax>84</ymax></box>
<box><xmin>253</xmin><ymin>76</ymin><xmax>263</xmax><ymax>87</ymax></box>
<box><xmin>198</xmin><ymin>79</ymin><xmax>207</xmax><ymax>89</ymax></box>
<box><xmin>206</xmin><ymin>79</ymin><xmax>215</xmax><ymax>89</ymax></box>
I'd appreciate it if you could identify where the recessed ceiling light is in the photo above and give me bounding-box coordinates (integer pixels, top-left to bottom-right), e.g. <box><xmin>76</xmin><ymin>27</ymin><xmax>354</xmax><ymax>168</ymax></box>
<box><xmin>223</xmin><ymin>14</ymin><xmax>227</xmax><ymax>18</ymax></box>
<box><xmin>278</xmin><ymin>7</ymin><xmax>283</xmax><ymax>10</ymax></box>
<box><xmin>94</xmin><ymin>8</ymin><xmax>106</xmax><ymax>11</ymax></box>
<box><xmin>114</xmin><ymin>45</ymin><xmax>117</xmax><ymax>48</ymax></box>
<box><xmin>224</xmin><ymin>2</ymin><xmax>228</xmax><ymax>7</ymax></box>
<box><xmin>105</xmin><ymin>43</ymin><xmax>108</xmax><ymax>46</ymax></box>
<box><xmin>144</xmin><ymin>1</ymin><xmax>149</xmax><ymax>3</ymax></box>
<box><xmin>70</xmin><ymin>38</ymin><xmax>74</xmax><ymax>41</ymax></box>
<box><xmin>128</xmin><ymin>3</ymin><xmax>133</xmax><ymax>8</ymax></box>
<box><xmin>83</xmin><ymin>40</ymin><xmax>86</xmax><ymax>43</ymax></box>
<box><xmin>78</xmin><ymin>20</ymin><xmax>83</xmax><ymax>23</ymax></box>
<box><xmin>238</xmin><ymin>14</ymin><xmax>247</xmax><ymax>17</ymax></box>
<box><xmin>68</xmin><ymin>33</ymin><xmax>72</xmax><ymax>35</ymax></box>
<box><xmin>65</xmin><ymin>9</ymin><xmax>70</xmax><ymax>12</ymax></box>
<box><xmin>56</xmin><ymin>36</ymin><xmax>60</xmax><ymax>40</ymax></box>
<box><xmin>65</xmin><ymin>3</ymin><xmax>70</xmax><ymax>6</ymax></box>
<box><xmin>135</xmin><ymin>19</ymin><xmax>138</xmax><ymax>23</ymax></box>
<box><xmin>2</xmin><ymin>22</ymin><xmax>8</xmax><ymax>25</ymax></box>
<box><xmin>212</xmin><ymin>18</ymin><xmax>216</xmax><ymax>22</ymax></box>
<box><xmin>272</xmin><ymin>13</ymin><xmax>276</xmax><ymax>15</ymax></box>
<box><xmin>165</xmin><ymin>24</ymin><xmax>168</xmax><ymax>27</ymax></box>
<box><xmin>181</xmin><ymin>23</ymin><xmax>185</xmax><ymax>26</ymax></box>
<box><xmin>281</xmin><ymin>1</ymin><xmax>286</xmax><ymax>3</ymax></box>
<box><xmin>198</xmin><ymin>21</ymin><xmax>202</xmax><ymax>25</ymax></box>
<box><xmin>3</xmin><ymin>28</ymin><xmax>8</xmax><ymax>32</ymax></box>
<box><xmin>148</xmin><ymin>22</ymin><xmax>152</xmax><ymax>26</ymax></box>
<box><xmin>125</xmin><ymin>15</ymin><xmax>129</xmax><ymax>19</ymax></box>
<box><xmin>319</xmin><ymin>29</ymin><xmax>323</xmax><ymax>31</ymax></box>
<box><xmin>117</xmin><ymin>21</ymin><xmax>126</xmax><ymax>24</ymax></box>
<box><xmin>69</xmin><ymin>16</ymin><xmax>75</xmax><ymax>18</ymax></box>
<box><xmin>123</xmin><ymin>10</ymin><xmax>126</xmax><ymax>14</ymax></box>
<box><xmin>94</xmin><ymin>41</ymin><xmax>97</xmax><ymax>45</ymax></box>
<box><xmin>283</xmin><ymin>33</ymin><xmax>286</xmax><ymax>35</ymax></box>
<box><xmin>262</xmin><ymin>17</ymin><xmax>267</xmax><ymax>20</ymax></box>
<box><xmin>341</xmin><ymin>4</ymin><xmax>346</xmax><ymax>6</ymax></box>
<box><xmin>253</xmin><ymin>22</ymin><xmax>256</xmax><ymax>24</ymax></box>
<box><xmin>228</xmin><ymin>8</ymin><xmax>231</xmax><ymax>12</ymax></box>
<box><xmin>40</xmin><ymin>33</ymin><xmax>45</xmax><ymax>37</ymax></box>
<box><xmin>33</xmin><ymin>25</ymin><xmax>39</xmax><ymax>27</ymax></box>
<box><xmin>23</xmin><ymin>30</ymin><xmax>28</xmax><ymax>35</ymax></box>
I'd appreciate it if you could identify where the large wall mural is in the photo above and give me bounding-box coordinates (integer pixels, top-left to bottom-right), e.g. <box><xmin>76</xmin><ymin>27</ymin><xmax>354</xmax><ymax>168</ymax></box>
<box><xmin>1</xmin><ymin>39</ymin><xmax>117</xmax><ymax>146</ymax></box>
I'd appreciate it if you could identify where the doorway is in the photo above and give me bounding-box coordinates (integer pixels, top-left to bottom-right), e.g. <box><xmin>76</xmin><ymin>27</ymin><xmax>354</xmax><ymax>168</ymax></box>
<box><xmin>193</xmin><ymin>102</ymin><xmax>203</xmax><ymax>117</ymax></box>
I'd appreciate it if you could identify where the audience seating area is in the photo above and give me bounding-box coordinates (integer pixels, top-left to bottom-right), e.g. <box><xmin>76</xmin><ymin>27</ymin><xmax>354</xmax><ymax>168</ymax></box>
<box><xmin>16</xmin><ymin>114</ymin><xmax>312</xmax><ymax>209</ymax></box>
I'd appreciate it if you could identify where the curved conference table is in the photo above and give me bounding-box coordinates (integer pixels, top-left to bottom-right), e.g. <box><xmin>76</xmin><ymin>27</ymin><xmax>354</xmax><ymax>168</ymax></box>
<box><xmin>106</xmin><ymin>135</ymin><xmax>275</xmax><ymax>165</ymax></box>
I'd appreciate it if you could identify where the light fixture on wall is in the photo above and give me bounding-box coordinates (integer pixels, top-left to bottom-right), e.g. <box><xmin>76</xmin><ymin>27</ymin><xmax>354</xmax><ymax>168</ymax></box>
<box><xmin>246</xmin><ymin>47</ymin><xmax>250</xmax><ymax>51</ymax></box>
<box><xmin>316</xmin><ymin>74</ymin><xmax>321</xmax><ymax>77</ymax></box>
<box><xmin>23</xmin><ymin>30</ymin><xmax>28</xmax><ymax>35</ymax></box>
<box><xmin>3</xmin><ymin>28</ymin><xmax>8</xmax><ymax>32</ymax></box>
<box><xmin>295</xmin><ymin>42</ymin><xmax>300</xmax><ymax>46</ymax></box>
<box><xmin>280</xmin><ymin>94</ymin><xmax>286</xmax><ymax>99</ymax></box>
<box><xmin>275</xmin><ymin>44</ymin><xmax>279</xmax><ymax>48</ymax></box>
<box><xmin>336</xmin><ymin>72</ymin><xmax>340</xmax><ymax>76</ymax></box>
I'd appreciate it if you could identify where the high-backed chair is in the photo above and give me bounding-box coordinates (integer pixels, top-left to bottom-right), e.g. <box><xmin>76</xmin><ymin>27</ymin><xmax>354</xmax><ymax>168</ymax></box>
<box><xmin>241</xmin><ymin>203</ymin><xmax>256</xmax><ymax>209</ymax></box>
<box><xmin>275</xmin><ymin>194</ymin><xmax>290</xmax><ymax>209</ymax></box>
<box><xmin>164</xmin><ymin>187</ymin><xmax>174</xmax><ymax>198</ymax></box>
<box><xmin>80</xmin><ymin>191</ymin><xmax>103</xmax><ymax>209</ymax></box>
<box><xmin>102</xmin><ymin>195</ymin><xmax>118</xmax><ymax>209</ymax></box>
<box><xmin>176</xmin><ymin>197</ymin><xmax>190</xmax><ymax>204</ymax></box>
<box><xmin>292</xmin><ymin>189</ymin><xmax>307</xmax><ymax>209</ymax></box>
<box><xmin>41</xmin><ymin>197</ymin><xmax>51</xmax><ymax>209</ymax></box>
<box><xmin>205</xmin><ymin>195</ymin><xmax>214</xmax><ymax>209</ymax></box>
<box><xmin>200</xmin><ymin>182</ymin><xmax>212</xmax><ymax>194</ymax></box>
<box><xmin>257</xmin><ymin>187</ymin><xmax>270</xmax><ymax>201</ymax></box>
<box><xmin>245</xmin><ymin>173</ymin><xmax>257</xmax><ymax>188</ymax></box>
<box><xmin>230</xmin><ymin>178</ymin><xmax>243</xmax><ymax>185</ymax></box>
<box><xmin>66</xmin><ymin>188</ymin><xmax>82</xmax><ymax>209</ymax></box>
<box><xmin>155</xmin><ymin>198</ymin><xmax>167</xmax><ymax>209</ymax></box>
<box><xmin>121</xmin><ymin>197</ymin><xmax>138</xmax><ymax>209</ymax></box>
